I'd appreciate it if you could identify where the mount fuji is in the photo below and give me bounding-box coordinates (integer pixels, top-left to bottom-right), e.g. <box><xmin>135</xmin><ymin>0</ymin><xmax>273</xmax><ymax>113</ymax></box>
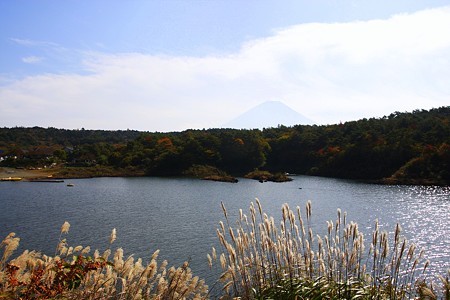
<box><xmin>223</xmin><ymin>101</ymin><xmax>314</xmax><ymax>129</ymax></box>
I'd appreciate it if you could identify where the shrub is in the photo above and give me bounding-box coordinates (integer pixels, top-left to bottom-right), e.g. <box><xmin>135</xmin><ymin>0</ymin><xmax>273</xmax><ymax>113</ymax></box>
<box><xmin>0</xmin><ymin>224</ymin><xmax>208</xmax><ymax>300</ymax></box>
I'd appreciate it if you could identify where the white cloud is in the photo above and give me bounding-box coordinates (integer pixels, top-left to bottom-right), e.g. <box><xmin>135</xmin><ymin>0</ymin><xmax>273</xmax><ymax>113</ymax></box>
<box><xmin>1</xmin><ymin>6</ymin><xmax>450</xmax><ymax>131</ymax></box>
<box><xmin>11</xmin><ymin>38</ymin><xmax>60</xmax><ymax>48</ymax></box>
<box><xmin>22</xmin><ymin>56</ymin><xmax>44</xmax><ymax>64</ymax></box>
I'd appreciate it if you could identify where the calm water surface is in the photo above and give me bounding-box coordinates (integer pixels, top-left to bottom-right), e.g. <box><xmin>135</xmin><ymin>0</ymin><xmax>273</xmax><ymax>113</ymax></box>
<box><xmin>1</xmin><ymin>175</ymin><xmax>449</xmax><ymax>286</ymax></box>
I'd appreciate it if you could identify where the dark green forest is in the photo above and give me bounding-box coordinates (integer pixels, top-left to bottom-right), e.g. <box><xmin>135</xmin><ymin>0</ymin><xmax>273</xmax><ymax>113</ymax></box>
<box><xmin>1</xmin><ymin>107</ymin><xmax>449</xmax><ymax>185</ymax></box>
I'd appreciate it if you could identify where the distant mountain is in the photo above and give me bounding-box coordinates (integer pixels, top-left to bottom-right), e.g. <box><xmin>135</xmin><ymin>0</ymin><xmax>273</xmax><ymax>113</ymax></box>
<box><xmin>223</xmin><ymin>101</ymin><xmax>314</xmax><ymax>129</ymax></box>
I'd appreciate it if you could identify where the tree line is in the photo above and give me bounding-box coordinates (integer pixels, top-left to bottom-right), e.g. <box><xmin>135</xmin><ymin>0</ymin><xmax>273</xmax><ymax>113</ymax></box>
<box><xmin>1</xmin><ymin>106</ymin><xmax>449</xmax><ymax>184</ymax></box>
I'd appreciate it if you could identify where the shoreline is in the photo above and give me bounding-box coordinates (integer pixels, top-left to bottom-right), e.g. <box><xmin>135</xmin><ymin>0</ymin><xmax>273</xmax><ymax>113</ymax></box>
<box><xmin>1</xmin><ymin>166</ymin><xmax>447</xmax><ymax>186</ymax></box>
<box><xmin>0</xmin><ymin>167</ymin><xmax>55</xmax><ymax>180</ymax></box>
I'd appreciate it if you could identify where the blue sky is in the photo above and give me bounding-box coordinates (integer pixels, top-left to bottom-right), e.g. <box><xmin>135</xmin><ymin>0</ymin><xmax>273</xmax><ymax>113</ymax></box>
<box><xmin>1</xmin><ymin>1</ymin><xmax>450</xmax><ymax>131</ymax></box>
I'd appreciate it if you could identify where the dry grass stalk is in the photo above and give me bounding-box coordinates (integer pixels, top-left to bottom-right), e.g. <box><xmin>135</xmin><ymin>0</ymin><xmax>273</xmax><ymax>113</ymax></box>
<box><xmin>211</xmin><ymin>200</ymin><xmax>441</xmax><ymax>299</ymax></box>
<box><xmin>0</xmin><ymin>223</ymin><xmax>208</xmax><ymax>300</ymax></box>
<box><xmin>1</xmin><ymin>202</ymin><xmax>447</xmax><ymax>300</ymax></box>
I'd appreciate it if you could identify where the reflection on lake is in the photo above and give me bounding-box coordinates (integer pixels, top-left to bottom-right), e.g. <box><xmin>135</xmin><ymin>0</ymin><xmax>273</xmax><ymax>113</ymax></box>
<box><xmin>1</xmin><ymin>175</ymin><xmax>449</xmax><ymax>286</ymax></box>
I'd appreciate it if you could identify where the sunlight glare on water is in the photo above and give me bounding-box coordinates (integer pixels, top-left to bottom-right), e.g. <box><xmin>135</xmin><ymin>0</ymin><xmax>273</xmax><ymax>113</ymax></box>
<box><xmin>391</xmin><ymin>185</ymin><xmax>450</xmax><ymax>276</ymax></box>
<box><xmin>0</xmin><ymin>176</ymin><xmax>449</xmax><ymax>287</ymax></box>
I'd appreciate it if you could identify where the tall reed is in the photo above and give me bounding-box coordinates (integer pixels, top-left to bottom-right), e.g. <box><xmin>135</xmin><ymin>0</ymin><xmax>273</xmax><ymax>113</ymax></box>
<box><xmin>0</xmin><ymin>224</ymin><xmax>208</xmax><ymax>300</ymax></box>
<box><xmin>1</xmin><ymin>201</ymin><xmax>448</xmax><ymax>299</ymax></box>
<box><xmin>211</xmin><ymin>199</ymin><xmax>444</xmax><ymax>299</ymax></box>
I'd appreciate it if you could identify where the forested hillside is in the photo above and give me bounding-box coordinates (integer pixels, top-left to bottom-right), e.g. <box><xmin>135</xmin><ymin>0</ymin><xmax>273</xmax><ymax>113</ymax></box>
<box><xmin>1</xmin><ymin>107</ymin><xmax>449</xmax><ymax>185</ymax></box>
<box><xmin>264</xmin><ymin>107</ymin><xmax>450</xmax><ymax>184</ymax></box>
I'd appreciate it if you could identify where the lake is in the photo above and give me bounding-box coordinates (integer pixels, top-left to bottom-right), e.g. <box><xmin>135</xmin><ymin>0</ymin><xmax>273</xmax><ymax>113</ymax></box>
<box><xmin>1</xmin><ymin>175</ymin><xmax>449</xmax><ymax>289</ymax></box>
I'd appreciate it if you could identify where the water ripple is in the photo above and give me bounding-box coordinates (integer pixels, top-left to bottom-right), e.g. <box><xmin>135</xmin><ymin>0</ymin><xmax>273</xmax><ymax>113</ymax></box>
<box><xmin>1</xmin><ymin>177</ymin><xmax>449</xmax><ymax>286</ymax></box>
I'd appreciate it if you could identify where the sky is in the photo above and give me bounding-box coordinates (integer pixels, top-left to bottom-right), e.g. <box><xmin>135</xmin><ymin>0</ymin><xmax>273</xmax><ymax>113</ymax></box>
<box><xmin>1</xmin><ymin>0</ymin><xmax>450</xmax><ymax>132</ymax></box>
